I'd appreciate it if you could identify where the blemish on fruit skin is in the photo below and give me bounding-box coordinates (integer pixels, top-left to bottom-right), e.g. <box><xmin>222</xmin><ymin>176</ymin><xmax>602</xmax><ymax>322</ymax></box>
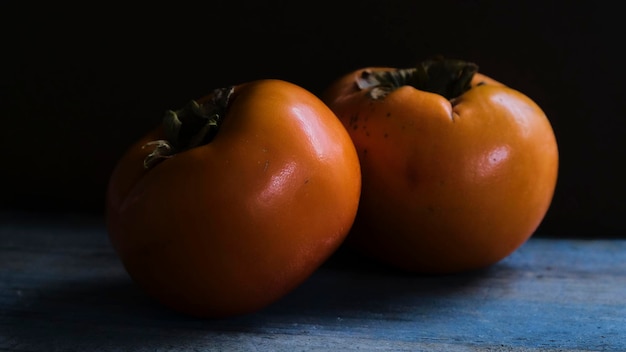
<box><xmin>349</xmin><ymin>113</ymin><xmax>359</xmax><ymax>130</ymax></box>
<box><xmin>405</xmin><ymin>162</ymin><xmax>418</xmax><ymax>187</ymax></box>
<box><xmin>386</xmin><ymin>112</ymin><xmax>391</xmax><ymax>118</ymax></box>
<box><xmin>384</xmin><ymin>133</ymin><xmax>389</xmax><ymax>138</ymax></box>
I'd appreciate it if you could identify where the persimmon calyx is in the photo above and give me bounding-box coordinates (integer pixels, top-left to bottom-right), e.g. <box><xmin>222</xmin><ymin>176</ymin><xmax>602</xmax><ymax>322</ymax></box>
<box><xmin>142</xmin><ymin>86</ymin><xmax>235</xmax><ymax>169</ymax></box>
<box><xmin>356</xmin><ymin>58</ymin><xmax>478</xmax><ymax>100</ymax></box>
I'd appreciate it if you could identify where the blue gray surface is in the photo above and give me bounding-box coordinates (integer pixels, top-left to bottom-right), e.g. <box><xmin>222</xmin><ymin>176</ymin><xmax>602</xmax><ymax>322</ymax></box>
<box><xmin>1</xmin><ymin>212</ymin><xmax>624</xmax><ymax>351</ymax></box>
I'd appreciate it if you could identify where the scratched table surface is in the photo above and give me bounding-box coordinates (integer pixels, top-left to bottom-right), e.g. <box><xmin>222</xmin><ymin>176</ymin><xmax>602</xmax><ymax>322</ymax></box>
<box><xmin>1</xmin><ymin>211</ymin><xmax>625</xmax><ymax>351</ymax></box>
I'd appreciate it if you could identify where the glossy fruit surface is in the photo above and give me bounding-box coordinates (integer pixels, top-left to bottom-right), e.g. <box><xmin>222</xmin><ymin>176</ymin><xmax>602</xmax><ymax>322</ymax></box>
<box><xmin>322</xmin><ymin>59</ymin><xmax>559</xmax><ymax>274</ymax></box>
<box><xmin>106</xmin><ymin>79</ymin><xmax>361</xmax><ymax>317</ymax></box>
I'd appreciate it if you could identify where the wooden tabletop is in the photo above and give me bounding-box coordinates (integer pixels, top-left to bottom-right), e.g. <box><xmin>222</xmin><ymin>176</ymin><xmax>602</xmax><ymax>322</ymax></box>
<box><xmin>1</xmin><ymin>211</ymin><xmax>625</xmax><ymax>351</ymax></box>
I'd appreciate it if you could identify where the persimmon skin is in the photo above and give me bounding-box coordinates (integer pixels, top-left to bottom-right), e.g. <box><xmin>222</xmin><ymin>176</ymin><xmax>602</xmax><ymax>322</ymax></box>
<box><xmin>106</xmin><ymin>79</ymin><xmax>361</xmax><ymax>318</ymax></box>
<box><xmin>322</xmin><ymin>67</ymin><xmax>559</xmax><ymax>274</ymax></box>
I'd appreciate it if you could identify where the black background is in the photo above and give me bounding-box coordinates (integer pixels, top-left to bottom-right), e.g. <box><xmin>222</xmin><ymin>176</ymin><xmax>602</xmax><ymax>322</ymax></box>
<box><xmin>2</xmin><ymin>1</ymin><xmax>623</xmax><ymax>237</ymax></box>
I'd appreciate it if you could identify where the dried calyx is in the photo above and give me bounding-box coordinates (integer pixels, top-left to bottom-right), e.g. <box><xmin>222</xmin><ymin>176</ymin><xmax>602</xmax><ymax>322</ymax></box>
<box><xmin>356</xmin><ymin>58</ymin><xmax>478</xmax><ymax>100</ymax></box>
<box><xmin>142</xmin><ymin>86</ymin><xmax>235</xmax><ymax>169</ymax></box>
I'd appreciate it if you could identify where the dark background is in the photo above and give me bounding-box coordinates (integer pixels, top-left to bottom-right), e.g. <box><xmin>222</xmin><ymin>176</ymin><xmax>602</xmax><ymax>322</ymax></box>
<box><xmin>2</xmin><ymin>1</ymin><xmax>623</xmax><ymax>237</ymax></box>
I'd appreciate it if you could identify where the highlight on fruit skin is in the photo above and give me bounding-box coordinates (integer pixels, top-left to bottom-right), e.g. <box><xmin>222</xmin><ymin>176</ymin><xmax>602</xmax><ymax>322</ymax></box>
<box><xmin>106</xmin><ymin>79</ymin><xmax>362</xmax><ymax>318</ymax></box>
<box><xmin>322</xmin><ymin>58</ymin><xmax>559</xmax><ymax>274</ymax></box>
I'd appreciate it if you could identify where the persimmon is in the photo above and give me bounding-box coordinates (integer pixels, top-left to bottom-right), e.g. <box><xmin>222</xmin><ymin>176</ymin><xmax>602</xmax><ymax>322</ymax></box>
<box><xmin>322</xmin><ymin>58</ymin><xmax>558</xmax><ymax>274</ymax></box>
<box><xmin>106</xmin><ymin>79</ymin><xmax>361</xmax><ymax>317</ymax></box>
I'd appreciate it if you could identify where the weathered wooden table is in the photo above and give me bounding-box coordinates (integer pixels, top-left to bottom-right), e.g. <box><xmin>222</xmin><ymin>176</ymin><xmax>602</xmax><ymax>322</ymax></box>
<box><xmin>1</xmin><ymin>211</ymin><xmax>624</xmax><ymax>351</ymax></box>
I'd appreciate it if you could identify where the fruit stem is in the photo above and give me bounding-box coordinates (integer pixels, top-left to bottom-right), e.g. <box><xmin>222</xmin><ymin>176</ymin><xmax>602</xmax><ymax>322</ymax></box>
<box><xmin>143</xmin><ymin>86</ymin><xmax>234</xmax><ymax>169</ymax></box>
<box><xmin>357</xmin><ymin>58</ymin><xmax>478</xmax><ymax>100</ymax></box>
